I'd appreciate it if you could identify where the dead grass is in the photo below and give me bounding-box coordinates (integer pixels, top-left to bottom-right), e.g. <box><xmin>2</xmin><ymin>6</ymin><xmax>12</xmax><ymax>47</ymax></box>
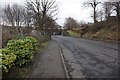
<box><xmin>85</xmin><ymin>24</ymin><xmax>119</xmax><ymax>41</ymax></box>
<box><xmin>67</xmin><ymin>30</ymin><xmax>80</xmax><ymax>37</ymax></box>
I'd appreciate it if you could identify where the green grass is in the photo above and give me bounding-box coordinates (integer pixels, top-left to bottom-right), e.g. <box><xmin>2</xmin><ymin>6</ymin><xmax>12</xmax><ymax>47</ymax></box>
<box><xmin>67</xmin><ymin>30</ymin><xmax>80</xmax><ymax>37</ymax></box>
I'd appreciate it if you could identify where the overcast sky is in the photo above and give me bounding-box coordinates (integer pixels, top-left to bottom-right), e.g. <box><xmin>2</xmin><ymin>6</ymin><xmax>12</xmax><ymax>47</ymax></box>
<box><xmin>58</xmin><ymin>0</ymin><xmax>94</xmax><ymax>25</ymax></box>
<box><xmin>0</xmin><ymin>0</ymin><xmax>119</xmax><ymax>26</ymax></box>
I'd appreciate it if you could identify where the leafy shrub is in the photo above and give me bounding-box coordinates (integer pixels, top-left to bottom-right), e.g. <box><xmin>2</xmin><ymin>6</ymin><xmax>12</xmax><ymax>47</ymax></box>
<box><xmin>23</xmin><ymin>37</ymin><xmax>38</xmax><ymax>51</ymax></box>
<box><xmin>0</xmin><ymin>36</ymin><xmax>38</xmax><ymax>73</ymax></box>
<box><xmin>7</xmin><ymin>37</ymin><xmax>38</xmax><ymax>66</ymax></box>
<box><xmin>0</xmin><ymin>48</ymin><xmax>16</xmax><ymax>73</ymax></box>
<box><xmin>0</xmin><ymin>50</ymin><xmax>2</xmax><ymax>68</ymax></box>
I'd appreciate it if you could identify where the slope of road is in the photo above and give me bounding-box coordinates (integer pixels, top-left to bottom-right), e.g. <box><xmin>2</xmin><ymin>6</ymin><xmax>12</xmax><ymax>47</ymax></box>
<box><xmin>53</xmin><ymin>35</ymin><xmax>119</xmax><ymax>78</ymax></box>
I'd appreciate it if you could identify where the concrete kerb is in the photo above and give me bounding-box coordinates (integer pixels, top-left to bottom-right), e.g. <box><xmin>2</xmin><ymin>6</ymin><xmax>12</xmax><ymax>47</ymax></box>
<box><xmin>58</xmin><ymin>44</ymin><xmax>70</xmax><ymax>79</ymax></box>
<box><xmin>58</xmin><ymin>43</ymin><xmax>86</xmax><ymax>79</ymax></box>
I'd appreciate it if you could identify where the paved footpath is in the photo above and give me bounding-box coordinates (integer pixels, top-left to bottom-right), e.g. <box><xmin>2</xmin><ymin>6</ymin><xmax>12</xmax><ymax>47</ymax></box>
<box><xmin>28</xmin><ymin>39</ymin><xmax>66</xmax><ymax>78</ymax></box>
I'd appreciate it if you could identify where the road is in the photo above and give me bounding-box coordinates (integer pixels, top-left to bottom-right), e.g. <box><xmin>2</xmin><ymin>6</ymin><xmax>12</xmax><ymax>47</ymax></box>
<box><xmin>53</xmin><ymin>35</ymin><xmax>119</xmax><ymax>78</ymax></box>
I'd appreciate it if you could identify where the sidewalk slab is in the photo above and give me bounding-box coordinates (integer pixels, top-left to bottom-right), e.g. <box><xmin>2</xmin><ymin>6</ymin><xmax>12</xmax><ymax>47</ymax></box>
<box><xmin>28</xmin><ymin>40</ymin><xmax>66</xmax><ymax>78</ymax></box>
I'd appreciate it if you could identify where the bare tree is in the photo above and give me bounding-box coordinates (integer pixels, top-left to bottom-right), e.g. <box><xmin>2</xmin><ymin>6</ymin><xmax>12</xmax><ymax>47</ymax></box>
<box><xmin>26</xmin><ymin>0</ymin><xmax>58</xmax><ymax>31</ymax></box>
<box><xmin>96</xmin><ymin>10</ymin><xmax>104</xmax><ymax>21</ymax></box>
<box><xmin>113</xmin><ymin>1</ymin><xmax>120</xmax><ymax>22</ymax></box>
<box><xmin>12</xmin><ymin>4</ymin><xmax>25</xmax><ymax>27</ymax></box>
<box><xmin>26</xmin><ymin>0</ymin><xmax>42</xmax><ymax>29</ymax></box>
<box><xmin>23</xmin><ymin>9</ymin><xmax>33</xmax><ymax>27</ymax></box>
<box><xmin>3</xmin><ymin>5</ymin><xmax>15</xmax><ymax>26</ymax></box>
<box><xmin>0</xmin><ymin>12</ymin><xmax>6</xmax><ymax>26</ymax></box>
<box><xmin>64</xmin><ymin>17</ymin><xmax>79</xmax><ymax>30</ymax></box>
<box><xmin>3</xmin><ymin>4</ymin><xmax>26</xmax><ymax>34</ymax></box>
<box><xmin>103</xmin><ymin>2</ymin><xmax>114</xmax><ymax>19</ymax></box>
<box><xmin>0</xmin><ymin>6</ymin><xmax>4</xmax><ymax>25</ymax></box>
<box><xmin>0</xmin><ymin>6</ymin><xmax>2</xmax><ymax>25</ymax></box>
<box><xmin>45</xmin><ymin>16</ymin><xmax>56</xmax><ymax>34</ymax></box>
<box><xmin>83</xmin><ymin>0</ymin><xmax>101</xmax><ymax>23</ymax></box>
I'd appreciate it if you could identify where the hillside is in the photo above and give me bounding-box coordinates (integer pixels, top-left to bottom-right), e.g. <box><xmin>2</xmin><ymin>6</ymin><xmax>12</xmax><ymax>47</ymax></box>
<box><xmin>67</xmin><ymin>16</ymin><xmax>120</xmax><ymax>41</ymax></box>
<box><xmin>85</xmin><ymin>17</ymin><xmax>119</xmax><ymax>41</ymax></box>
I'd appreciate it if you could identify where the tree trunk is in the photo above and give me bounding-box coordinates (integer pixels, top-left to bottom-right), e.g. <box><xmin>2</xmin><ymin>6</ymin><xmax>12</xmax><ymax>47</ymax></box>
<box><xmin>94</xmin><ymin>7</ymin><xmax>96</xmax><ymax>23</ymax></box>
<box><xmin>117</xmin><ymin>6</ymin><xmax>120</xmax><ymax>22</ymax></box>
<box><xmin>115</xmin><ymin>2</ymin><xmax>120</xmax><ymax>22</ymax></box>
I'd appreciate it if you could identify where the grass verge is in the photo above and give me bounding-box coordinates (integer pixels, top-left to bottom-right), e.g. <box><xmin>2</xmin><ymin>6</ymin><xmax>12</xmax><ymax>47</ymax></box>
<box><xmin>67</xmin><ymin>30</ymin><xmax>80</xmax><ymax>37</ymax></box>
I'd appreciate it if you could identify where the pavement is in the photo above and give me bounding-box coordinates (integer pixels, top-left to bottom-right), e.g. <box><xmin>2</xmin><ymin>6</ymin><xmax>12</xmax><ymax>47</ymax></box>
<box><xmin>28</xmin><ymin>39</ymin><xmax>66</xmax><ymax>78</ymax></box>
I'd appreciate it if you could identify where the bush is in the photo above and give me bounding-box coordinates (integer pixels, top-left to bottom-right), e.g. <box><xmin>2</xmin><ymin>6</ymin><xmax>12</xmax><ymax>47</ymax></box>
<box><xmin>0</xmin><ymin>37</ymin><xmax>37</xmax><ymax>73</ymax></box>
<box><xmin>7</xmin><ymin>37</ymin><xmax>38</xmax><ymax>66</ymax></box>
<box><xmin>0</xmin><ymin>36</ymin><xmax>38</xmax><ymax>73</ymax></box>
<box><xmin>0</xmin><ymin>51</ymin><xmax>1</xmax><ymax>68</ymax></box>
<box><xmin>0</xmin><ymin>48</ymin><xmax>16</xmax><ymax>73</ymax></box>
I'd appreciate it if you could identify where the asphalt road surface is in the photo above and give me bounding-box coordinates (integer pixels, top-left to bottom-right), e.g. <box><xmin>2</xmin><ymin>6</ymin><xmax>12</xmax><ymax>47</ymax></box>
<box><xmin>53</xmin><ymin>35</ymin><xmax>119</xmax><ymax>78</ymax></box>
